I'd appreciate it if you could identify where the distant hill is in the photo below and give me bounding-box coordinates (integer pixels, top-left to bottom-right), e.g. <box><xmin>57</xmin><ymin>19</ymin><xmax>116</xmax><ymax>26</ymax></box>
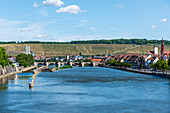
<box><xmin>1</xmin><ymin>44</ymin><xmax>170</xmax><ymax>57</ymax></box>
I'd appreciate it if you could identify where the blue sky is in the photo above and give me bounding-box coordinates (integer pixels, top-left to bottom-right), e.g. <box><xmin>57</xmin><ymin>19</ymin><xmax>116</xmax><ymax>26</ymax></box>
<box><xmin>0</xmin><ymin>0</ymin><xmax>170</xmax><ymax>41</ymax></box>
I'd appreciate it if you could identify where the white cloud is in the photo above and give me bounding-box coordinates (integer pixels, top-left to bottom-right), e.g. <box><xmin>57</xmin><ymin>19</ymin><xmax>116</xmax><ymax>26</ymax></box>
<box><xmin>43</xmin><ymin>0</ymin><xmax>64</xmax><ymax>7</ymax></box>
<box><xmin>33</xmin><ymin>2</ymin><xmax>39</xmax><ymax>7</ymax></box>
<box><xmin>55</xmin><ymin>34</ymin><xmax>103</xmax><ymax>41</ymax></box>
<box><xmin>56</xmin><ymin>5</ymin><xmax>87</xmax><ymax>14</ymax></box>
<box><xmin>90</xmin><ymin>27</ymin><xmax>95</xmax><ymax>30</ymax></box>
<box><xmin>114</xmin><ymin>4</ymin><xmax>124</xmax><ymax>8</ymax></box>
<box><xmin>36</xmin><ymin>34</ymin><xmax>50</xmax><ymax>38</ymax></box>
<box><xmin>160</xmin><ymin>18</ymin><xmax>168</xmax><ymax>22</ymax></box>
<box><xmin>0</xmin><ymin>18</ymin><xmax>25</xmax><ymax>27</ymax></box>
<box><xmin>20</xmin><ymin>28</ymin><xmax>34</xmax><ymax>32</ymax></box>
<box><xmin>0</xmin><ymin>18</ymin><xmax>50</xmax><ymax>41</ymax></box>
<box><xmin>152</xmin><ymin>25</ymin><xmax>156</xmax><ymax>29</ymax></box>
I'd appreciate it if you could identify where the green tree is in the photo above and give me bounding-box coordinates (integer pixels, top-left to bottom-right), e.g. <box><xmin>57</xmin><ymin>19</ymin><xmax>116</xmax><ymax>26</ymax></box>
<box><xmin>108</xmin><ymin>59</ymin><xmax>119</xmax><ymax>65</ymax></box>
<box><xmin>0</xmin><ymin>47</ymin><xmax>9</xmax><ymax>67</ymax></box>
<box><xmin>16</xmin><ymin>53</ymin><xmax>27</xmax><ymax>61</ymax></box>
<box><xmin>152</xmin><ymin>59</ymin><xmax>168</xmax><ymax>72</ymax></box>
<box><xmin>79</xmin><ymin>52</ymin><xmax>82</xmax><ymax>56</ymax></box>
<box><xmin>16</xmin><ymin>53</ymin><xmax>34</xmax><ymax>67</ymax></box>
<box><xmin>151</xmin><ymin>63</ymin><xmax>156</xmax><ymax>69</ymax></box>
<box><xmin>27</xmin><ymin>54</ymin><xmax>34</xmax><ymax>66</ymax></box>
<box><xmin>19</xmin><ymin>60</ymin><xmax>28</xmax><ymax>67</ymax></box>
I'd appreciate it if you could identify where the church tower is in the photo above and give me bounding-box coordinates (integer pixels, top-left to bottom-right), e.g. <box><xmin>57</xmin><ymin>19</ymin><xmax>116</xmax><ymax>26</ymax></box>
<box><xmin>154</xmin><ymin>41</ymin><xmax>158</xmax><ymax>55</ymax></box>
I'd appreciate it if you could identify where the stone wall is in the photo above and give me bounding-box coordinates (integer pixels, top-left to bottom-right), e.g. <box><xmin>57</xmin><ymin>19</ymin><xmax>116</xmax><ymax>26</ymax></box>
<box><xmin>0</xmin><ymin>65</ymin><xmax>4</xmax><ymax>76</ymax></box>
<box><xmin>0</xmin><ymin>65</ymin><xmax>15</xmax><ymax>76</ymax></box>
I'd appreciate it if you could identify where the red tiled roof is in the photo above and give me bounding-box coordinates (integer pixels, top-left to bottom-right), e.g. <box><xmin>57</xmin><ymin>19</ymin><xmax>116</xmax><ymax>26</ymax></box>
<box><xmin>91</xmin><ymin>59</ymin><xmax>102</xmax><ymax>62</ymax></box>
<box><xmin>148</xmin><ymin>51</ymin><xmax>154</xmax><ymax>55</ymax></box>
<box><xmin>148</xmin><ymin>58</ymin><xmax>154</xmax><ymax>60</ymax></box>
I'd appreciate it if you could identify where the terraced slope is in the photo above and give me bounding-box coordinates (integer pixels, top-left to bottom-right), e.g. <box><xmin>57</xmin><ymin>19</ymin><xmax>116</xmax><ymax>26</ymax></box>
<box><xmin>0</xmin><ymin>44</ymin><xmax>169</xmax><ymax>57</ymax></box>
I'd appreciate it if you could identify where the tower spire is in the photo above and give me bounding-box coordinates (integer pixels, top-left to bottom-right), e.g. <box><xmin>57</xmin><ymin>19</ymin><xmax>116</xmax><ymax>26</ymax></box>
<box><xmin>161</xmin><ymin>37</ymin><xmax>164</xmax><ymax>58</ymax></box>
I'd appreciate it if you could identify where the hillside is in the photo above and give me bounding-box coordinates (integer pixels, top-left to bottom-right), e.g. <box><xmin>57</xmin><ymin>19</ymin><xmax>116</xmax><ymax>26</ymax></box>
<box><xmin>0</xmin><ymin>44</ymin><xmax>170</xmax><ymax>57</ymax></box>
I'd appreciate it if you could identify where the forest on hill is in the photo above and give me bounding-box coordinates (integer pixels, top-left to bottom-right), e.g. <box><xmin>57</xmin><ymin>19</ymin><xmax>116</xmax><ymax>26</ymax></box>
<box><xmin>0</xmin><ymin>39</ymin><xmax>170</xmax><ymax>45</ymax></box>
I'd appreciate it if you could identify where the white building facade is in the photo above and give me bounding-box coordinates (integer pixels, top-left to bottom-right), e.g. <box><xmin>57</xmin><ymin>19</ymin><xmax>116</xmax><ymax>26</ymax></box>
<box><xmin>25</xmin><ymin>46</ymin><xmax>30</xmax><ymax>55</ymax></box>
<box><xmin>154</xmin><ymin>43</ymin><xmax>158</xmax><ymax>55</ymax></box>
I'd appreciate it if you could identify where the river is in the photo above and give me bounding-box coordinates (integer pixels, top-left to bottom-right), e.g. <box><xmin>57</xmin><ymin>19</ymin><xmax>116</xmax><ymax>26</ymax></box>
<box><xmin>0</xmin><ymin>67</ymin><xmax>170</xmax><ymax>113</ymax></box>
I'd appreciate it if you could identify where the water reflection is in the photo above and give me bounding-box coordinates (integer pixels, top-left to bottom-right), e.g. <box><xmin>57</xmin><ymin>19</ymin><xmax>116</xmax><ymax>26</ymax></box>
<box><xmin>0</xmin><ymin>85</ymin><xmax>8</xmax><ymax>90</ymax></box>
<box><xmin>0</xmin><ymin>72</ymin><xmax>33</xmax><ymax>90</ymax></box>
<box><xmin>48</xmin><ymin>64</ymin><xmax>56</xmax><ymax>69</ymax></box>
<box><xmin>0</xmin><ymin>75</ymin><xmax>15</xmax><ymax>90</ymax></box>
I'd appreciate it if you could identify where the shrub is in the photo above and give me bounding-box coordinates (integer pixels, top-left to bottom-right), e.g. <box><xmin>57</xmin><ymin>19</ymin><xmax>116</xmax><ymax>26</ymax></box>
<box><xmin>11</xmin><ymin>64</ymin><xmax>15</xmax><ymax>68</ymax></box>
<box><xmin>59</xmin><ymin>65</ymin><xmax>72</xmax><ymax>70</ymax></box>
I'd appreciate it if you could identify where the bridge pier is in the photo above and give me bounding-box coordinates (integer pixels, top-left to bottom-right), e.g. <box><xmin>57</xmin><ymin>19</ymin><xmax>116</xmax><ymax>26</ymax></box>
<box><xmin>92</xmin><ymin>62</ymin><xmax>95</xmax><ymax>67</ymax></box>
<box><xmin>81</xmin><ymin>62</ymin><xmax>85</xmax><ymax>67</ymax></box>
<box><xmin>57</xmin><ymin>62</ymin><xmax>60</xmax><ymax>69</ymax></box>
<box><xmin>46</xmin><ymin>62</ymin><xmax>49</xmax><ymax>67</ymax></box>
<box><xmin>34</xmin><ymin>62</ymin><xmax>37</xmax><ymax>67</ymax></box>
<box><xmin>69</xmin><ymin>62</ymin><xmax>73</xmax><ymax>66</ymax></box>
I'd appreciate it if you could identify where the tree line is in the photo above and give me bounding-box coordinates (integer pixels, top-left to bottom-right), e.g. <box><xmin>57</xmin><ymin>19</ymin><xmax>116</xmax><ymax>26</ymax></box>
<box><xmin>106</xmin><ymin>59</ymin><xmax>132</xmax><ymax>67</ymax></box>
<box><xmin>0</xmin><ymin>39</ymin><xmax>170</xmax><ymax>45</ymax></box>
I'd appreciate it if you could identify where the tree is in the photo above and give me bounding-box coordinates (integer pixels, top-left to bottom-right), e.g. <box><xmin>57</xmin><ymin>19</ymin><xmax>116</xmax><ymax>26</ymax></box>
<box><xmin>108</xmin><ymin>59</ymin><xmax>119</xmax><ymax>65</ymax></box>
<box><xmin>152</xmin><ymin>59</ymin><xmax>168</xmax><ymax>72</ymax></box>
<box><xmin>16</xmin><ymin>53</ymin><xmax>34</xmax><ymax>67</ymax></box>
<box><xmin>151</xmin><ymin>63</ymin><xmax>156</xmax><ymax>69</ymax></box>
<box><xmin>27</xmin><ymin>54</ymin><xmax>34</xmax><ymax>66</ymax></box>
<box><xmin>16</xmin><ymin>53</ymin><xmax>27</xmax><ymax>62</ymax></box>
<box><xmin>0</xmin><ymin>47</ymin><xmax>9</xmax><ymax>67</ymax></box>
<box><xmin>79</xmin><ymin>52</ymin><xmax>82</xmax><ymax>56</ymax></box>
<box><xmin>19</xmin><ymin>60</ymin><xmax>28</xmax><ymax>67</ymax></box>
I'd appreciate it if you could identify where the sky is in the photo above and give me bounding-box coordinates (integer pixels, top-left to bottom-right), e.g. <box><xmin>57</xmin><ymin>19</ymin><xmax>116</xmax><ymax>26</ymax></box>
<box><xmin>0</xmin><ymin>0</ymin><xmax>170</xmax><ymax>42</ymax></box>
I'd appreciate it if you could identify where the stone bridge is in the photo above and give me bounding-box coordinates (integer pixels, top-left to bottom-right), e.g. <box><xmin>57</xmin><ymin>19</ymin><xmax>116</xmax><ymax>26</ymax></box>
<box><xmin>34</xmin><ymin>61</ymin><xmax>100</xmax><ymax>68</ymax></box>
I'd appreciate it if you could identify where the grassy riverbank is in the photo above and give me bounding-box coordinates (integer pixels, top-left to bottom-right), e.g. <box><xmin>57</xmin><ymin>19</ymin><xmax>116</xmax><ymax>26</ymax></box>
<box><xmin>57</xmin><ymin>65</ymin><xmax>73</xmax><ymax>70</ymax></box>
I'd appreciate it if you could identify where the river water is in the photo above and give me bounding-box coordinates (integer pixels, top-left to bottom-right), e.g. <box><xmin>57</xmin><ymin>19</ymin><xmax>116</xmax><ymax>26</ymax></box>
<box><xmin>0</xmin><ymin>67</ymin><xmax>170</xmax><ymax>113</ymax></box>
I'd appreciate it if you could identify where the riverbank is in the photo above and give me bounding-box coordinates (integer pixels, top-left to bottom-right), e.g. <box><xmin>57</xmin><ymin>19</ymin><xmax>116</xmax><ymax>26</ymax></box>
<box><xmin>100</xmin><ymin>65</ymin><xmax>170</xmax><ymax>79</ymax></box>
<box><xmin>0</xmin><ymin>66</ymin><xmax>36</xmax><ymax>80</ymax></box>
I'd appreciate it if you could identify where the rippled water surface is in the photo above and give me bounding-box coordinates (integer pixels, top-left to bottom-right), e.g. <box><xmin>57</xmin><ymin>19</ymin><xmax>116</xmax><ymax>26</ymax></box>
<box><xmin>0</xmin><ymin>67</ymin><xmax>170</xmax><ymax>113</ymax></box>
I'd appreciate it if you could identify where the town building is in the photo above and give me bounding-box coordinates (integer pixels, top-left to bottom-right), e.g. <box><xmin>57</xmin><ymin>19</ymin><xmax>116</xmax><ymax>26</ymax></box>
<box><xmin>154</xmin><ymin>42</ymin><xmax>158</xmax><ymax>55</ymax></box>
<box><xmin>148</xmin><ymin>42</ymin><xmax>159</xmax><ymax>56</ymax></box>
<box><xmin>25</xmin><ymin>46</ymin><xmax>30</xmax><ymax>55</ymax></box>
<box><xmin>66</xmin><ymin>55</ymin><xmax>70</xmax><ymax>61</ymax></box>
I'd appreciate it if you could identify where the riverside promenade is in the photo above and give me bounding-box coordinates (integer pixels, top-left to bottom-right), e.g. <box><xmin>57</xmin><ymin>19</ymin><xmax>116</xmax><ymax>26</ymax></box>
<box><xmin>101</xmin><ymin>65</ymin><xmax>170</xmax><ymax>79</ymax></box>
